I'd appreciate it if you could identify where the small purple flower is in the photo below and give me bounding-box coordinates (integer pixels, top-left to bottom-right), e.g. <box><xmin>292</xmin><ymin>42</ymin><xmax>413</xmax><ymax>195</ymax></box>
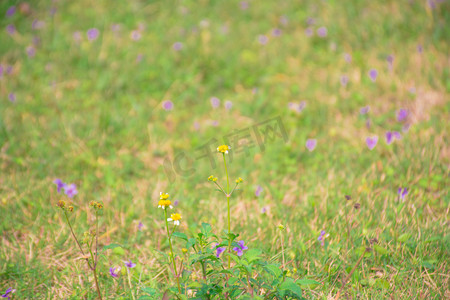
<box><xmin>397</xmin><ymin>108</ymin><xmax>408</xmax><ymax>122</ymax></box>
<box><xmin>365</xmin><ymin>119</ymin><xmax>371</xmax><ymax>129</ymax></box>
<box><xmin>344</xmin><ymin>53</ymin><xmax>352</xmax><ymax>63</ymax></box>
<box><xmin>53</xmin><ymin>179</ymin><xmax>66</xmax><ymax>193</ymax></box>
<box><xmin>173</xmin><ymin>199</ymin><xmax>179</xmax><ymax>206</ymax></box>
<box><xmin>306</xmin><ymin>139</ymin><xmax>317</xmax><ymax>152</ymax></box>
<box><xmin>240</xmin><ymin>1</ymin><xmax>249</xmax><ymax>10</ymax></box>
<box><xmin>318</xmin><ymin>230</ymin><xmax>326</xmax><ymax>246</ymax></box>
<box><xmin>392</xmin><ymin>131</ymin><xmax>402</xmax><ymax>140</ymax></box>
<box><xmin>233</xmin><ymin>240</ymin><xmax>248</xmax><ymax>257</ymax></box>
<box><xmin>297</xmin><ymin>101</ymin><xmax>306</xmax><ymax>112</ymax></box>
<box><xmin>225</xmin><ymin>100</ymin><xmax>233</xmax><ymax>111</ymax></box>
<box><xmin>340</xmin><ymin>75</ymin><xmax>349</xmax><ymax>87</ymax></box>
<box><xmin>368</xmin><ymin>69</ymin><xmax>378</xmax><ymax>82</ymax></box>
<box><xmin>385</xmin><ymin>131</ymin><xmax>393</xmax><ymax>145</ymax></box>
<box><xmin>305</xmin><ymin>27</ymin><xmax>313</xmax><ymax>37</ymax></box>
<box><xmin>8</xmin><ymin>93</ymin><xmax>16</xmax><ymax>103</ymax></box>
<box><xmin>26</xmin><ymin>46</ymin><xmax>36</xmax><ymax>57</ymax></box>
<box><xmin>317</xmin><ymin>26</ymin><xmax>327</xmax><ymax>37</ymax></box>
<box><xmin>360</xmin><ymin>106</ymin><xmax>370</xmax><ymax>115</ymax></box>
<box><xmin>210</xmin><ymin>97</ymin><xmax>220</xmax><ymax>109</ymax></box>
<box><xmin>32</xmin><ymin>20</ymin><xmax>45</xmax><ymax>30</ymax></box>
<box><xmin>260</xmin><ymin>206</ymin><xmax>268</xmax><ymax>214</ymax></box>
<box><xmin>6</xmin><ymin>6</ymin><xmax>16</xmax><ymax>17</ymax></box>
<box><xmin>124</xmin><ymin>260</ymin><xmax>136</xmax><ymax>268</ymax></box>
<box><xmin>87</xmin><ymin>28</ymin><xmax>100</xmax><ymax>41</ymax></box>
<box><xmin>258</xmin><ymin>34</ymin><xmax>268</xmax><ymax>45</ymax></box>
<box><xmin>366</xmin><ymin>136</ymin><xmax>378</xmax><ymax>150</ymax></box>
<box><xmin>130</xmin><ymin>30</ymin><xmax>141</xmax><ymax>41</ymax></box>
<box><xmin>1</xmin><ymin>287</ymin><xmax>14</xmax><ymax>299</ymax></box>
<box><xmin>215</xmin><ymin>244</ymin><xmax>226</xmax><ymax>258</ymax></box>
<box><xmin>255</xmin><ymin>185</ymin><xmax>263</xmax><ymax>197</ymax></box>
<box><xmin>162</xmin><ymin>100</ymin><xmax>174</xmax><ymax>111</ymax></box>
<box><xmin>6</xmin><ymin>24</ymin><xmax>15</xmax><ymax>35</ymax></box>
<box><xmin>271</xmin><ymin>28</ymin><xmax>282</xmax><ymax>37</ymax></box>
<box><xmin>64</xmin><ymin>184</ymin><xmax>78</xmax><ymax>198</ymax></box>
<box><xmin>138</xmin><ymin>221</ymin><xmax>144</xmax><ymax>231</ymax></box>
<box><xmin>417</xmin><ymin>44</ymin><xmax>423</xmax><ymax>53</ymax></box>
<box><xmin>109</xmin><ymin>267</ymin><xmax>119</xmax><ymax>277</ymax></box>
<box><xmin>172</xmin><ymin>42</ymin><xmax>183</xmax><ymax>51</ymax></box>
<box><xmin>398</xmin><ymin>188</ymin><xmax>408</xmax><ymax>200</ymax></box>
<box><xmin>306</xmin><ymin>17</ymin><xmax>315</xmax><ymax>25</ymax></box>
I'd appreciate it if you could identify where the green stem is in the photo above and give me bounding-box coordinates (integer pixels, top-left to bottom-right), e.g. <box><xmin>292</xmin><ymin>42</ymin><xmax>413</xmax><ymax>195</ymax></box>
<box><xmin>95</xmin><ymin>211</ymin><xmax>99</xmax><ymax>267</ymax></box>
<box><xmin>88</xmin><ymin>244</ymin><xmax>103</xmax><ymax>300</ymax></box>
<box><xmin>222</xmin><ymin>154</ymin><xmax>231</xmax><ymax>269</ymax></box>
<box><xmin>165</xmin><ymin>209</ymin><xmax>181</xmax><ymax>293</ymax></box>
<box><xmin>126</xmin><ymin>266</ymin><xmax>136</xmax><ymax>300</ymax></box>
<box><xmin>63</xmin><ymin>211</ymin><xmax>93</xmax><ymax>270</ymax></box>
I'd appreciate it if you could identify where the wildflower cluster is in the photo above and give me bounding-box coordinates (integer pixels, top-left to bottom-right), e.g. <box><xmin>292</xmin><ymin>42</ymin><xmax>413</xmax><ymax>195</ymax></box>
<box><xmin>158</xmin><ymin>192</ymin><xmax>173</xmax><ymax>209</ymax></box>
<box><xmin>89</xmin><ymin>201</ymin><xmax>104</xmax><ymax>210</ymax></box>
<box><xmin>208</xmin><ymin>175</ymin><xmax>218</xmax><ymax>182</ymax></box>
<box><xmin>217</xmin><ymin>144</ymin><xmax>231</xmax><ymax>154</ymax></box>
<box><xmin>56</xmin><ymin>200</ymin><xmax>74</xmax><ymax>213</ymax></box>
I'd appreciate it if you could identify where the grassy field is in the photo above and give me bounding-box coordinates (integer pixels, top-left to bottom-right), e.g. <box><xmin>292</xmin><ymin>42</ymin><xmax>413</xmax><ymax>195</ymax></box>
<box><xmin>0</xmin><ymin>0</ymin><xmax>449</xmax><ymax>299</ymax></box>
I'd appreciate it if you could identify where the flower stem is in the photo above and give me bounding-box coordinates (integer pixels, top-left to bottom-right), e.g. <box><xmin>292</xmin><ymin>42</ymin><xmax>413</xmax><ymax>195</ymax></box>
<box><xmin>63</xmin><ymin>211</ymin><xmax>93</xmax><ymax>270</ymax></box>
<box><xmin>222</xmin><ymin>153</ymin><xmax>231</xmax><ymax>269</ymax></box>
<box><xmin>280</xmin><ymin>230</ymin><xmax>285</xmax><ymax>270</ymax></box>
<box><xmin>88</xmin><ymin>244</ymin><xmax>102</xmax><ymax>300</ymax></box>
<box><xmin>126</xmin><ymin>266</ymin><xmax>136</xmax><ymax>300</ymax></box>
<box><xmin>164</xmin><ymin>209</ymin><xmax>181</xmax><ymax>293</ymax></box>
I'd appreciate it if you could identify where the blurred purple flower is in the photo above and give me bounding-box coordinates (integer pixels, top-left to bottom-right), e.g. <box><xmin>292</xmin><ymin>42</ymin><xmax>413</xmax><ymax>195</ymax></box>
<box><xmin>417</xmin><ymin>44</ymin><xmax>423</xmax><ymax>53</ymax></box>
<box><xmin>258</xmin><ymin>34</ymin><xmax>268</xmax><ymax>45</ymax></box>
<box><xmin>280</xmin><ymin>15</ymin><xmax>288</xmax><ymax>26</ymax></box>
<box><xmin>397</xmin><ymin>108</ymin><xmax>408</xmax><ymax>122</ymax></box>
<box><xmin>344</xmin><ymin>53</ymin><xmax>352</xmax><ymax>63</ymax></box>
<box><xmin>305</xmin><ymin>27</ymin><xmax>313</xmax><ymax>37</ymax></box>
<box><xmin>6</xmin><ymin>65</ymin><xmax>12</xmax><ymax>74</ymax></box>
<box><xmin>306</xmin><ymin>139</ymin><xmax>317</xmax><ymax>152</ymax></box>
<box><xmin>366</xmin><ymin>119</ymin><xmax>371</xmax><ymax>129</ymax></box>
<box><xmin>173</xmin><ymin>199</ymin><xmax>179</xmax><ymax>206</ymax></box>
<box><xmin>32</xmin><ymin>20</ymin><xmax>45</xmax><ymax>30</ymax></box>
<box><xmin>240</xmin><ymin>1</ymin><xmax>249</xmax><ymax>10</ymax></box>
<box><xmin>233</xmin><ymin>240</ymin><xmax>248</xmax><ymax>256</ymax></box>
<box><xmin>366</xmin><ymin>136</ymin><xmax>378</xmax><ymax>150</ymax></box>
<box><xmin>392</xmin><ymin>131</ymin><xmax>401</xmax><ymax>140</ymax></box>
<box><xmin>162</xmin><ymin>100</ymin><xmax>174</xmax><ymax>111</ymax></box>
<box><xmin>318</xmin><ymin>230</ymin><xmax>326</xmax><ymax>246</ymax></box>
<box><xmin>8</xmin><ymin>93</ymin><xmax>16</xmax><ymax>103</ymax></box>
<box><xmin>360</xmin><ymin>106</ymin><xmax>370</xmax><ymax>115</ymax></box>
<box><xmin>210</xmin><ymin>97</ymin><xmax>220</xmax><ymax>108</ymax></box>
<box><xmin>50</xmin><ymin>7</ymin><xmax>57</xmax><ymax>16</ymax></box>
<box><xmin>225</xmin><ymin>100</ymin><xmax>233</xmax><ymax>111</ymax></box>
<box><xmin>73</xmin><ymin>31</ymin><xmax>82</xmax><ymax>42</ymax></box>
<box><xmin>138</xmin><ymin>221</ymin><xmax>144</xmax><ymax>231</ymax></box>
<box><xmin>252</xmin><ymin>87</ymin><xmax>258</xmax><ymax>94</ymax></box>
<box><xmin>260</xmin><ymin>206</ymin><xmax>268</xmax><ymax>214</ymax></box>
<box><xmin>33</xmin><ymin>36</ymin><xmax>41</xmax><ymax>46</ymax></box>
<box><xmin>387</xmin><ymin>54</ymin><xmax>394</xmax><ymax>65</ymax></box>
<box><xmin>215</xmin><ymin>244</ymin><xmax>226</xmax><ymax>258</ymax></box>
<box><xmin>26</xmin><ymin>46</ymin><xmax>36</xmax><ymax>57</ymax></box>
<box><xmin>124</xmin><ymin>260</ymin><xmax>136</xmax><ymax>268</ymax></box>
<box><xmin>1</xmin><ymin>287</ymin><xmax>14</xmax><ymax>299</ymax></box>
<box><xmin>427</xmin><ymin>0</ymin><xmax>436</xmax><ymax>9</ymax></box>
<box><xmin>6</xmin><ymin>24</ymin><xmax>15</xmax><ymax>35</ymax></box>
<box><xmin>6</xmin><ymin>6</ymin><xmax>16</xmax><ymax>17</ymax></box>
<box><xmin>402</xmin><ymin>124</ymin><xmax>410</xmax><ymax>132</ymax></box>
<box><xmin>306</xmin><ymin>17</ymin><xmax>315</xmax><ymax>25</ymax></box>
<box><xmin>368</xmin><ymin>69</ymin><xmax>378</xmax><ymax>82</ymax></box>
<box><xmin>109</xmin><ymin>267</ymin><xmax>119</xmax><ymax>277</ymax></box>
<box><xmin>255</xmin><ymin>185</ymin><xmax>263</xmax><ymax>197</ymax></box>
<box><xmin>136</xmin><ymin>53</ymin><xmax>143</xmax><ymax>63</ymax></box>
<box><xmin>64</xmin><ymin>184</ymin><xmax>78</xmax><ymax>198</ymax></box>
<box><xmin>111</xmin><ymin>24</ymin><xmax>121</xmax><ymax>32</ymax></box>
<box><xmin>172</xmin><ymin>42</ymin><xmax>183</xmax><ymax>51</ymax></box>
<box><xmin>87</xmin><ymin>28</ymin><xmax>100</xmax><ymax>41</ymax></box>
<box><xmin>398</xmin><ymin>188</ymin><xmax>408</xmax><ymax>200</ymax></box>
<box><xmin>272</xmin><ymin>28</ymin><xmax>282</xmax><ymax>37</ymax></box>
<box><xmin>317</xmin><ymin>26</ymin><xmax>327</xmax><ymax>37</ymax></box>
<box><xmin>385</xmin><ymin>131</ymin><xmax>393</xmax><ymax>145</ymax></box>
<box><xmin>130</xmin><ymin>30</ymin><xmax>141</xmax><ymax>41</ymax></box>
<box><xmin>340</xmin><ymin>75</ymin><xmax>349</xmax><ymax>87</ymax></box>
<box><xmin>53</xmin><ymin>179</ymin><xmax>66</xmax><ymax>193</ymax></box>
<box><xmin>211</xmin><ymin>120</ymin><xmax>219</xmax><ymax>127</ymax></box>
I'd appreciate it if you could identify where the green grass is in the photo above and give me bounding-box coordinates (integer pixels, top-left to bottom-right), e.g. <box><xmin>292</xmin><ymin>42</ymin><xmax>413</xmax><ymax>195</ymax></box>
<box><xmin>0</xmin><ymin>0</ymin><xmax>449</xmax><ymax>299</ymax></box>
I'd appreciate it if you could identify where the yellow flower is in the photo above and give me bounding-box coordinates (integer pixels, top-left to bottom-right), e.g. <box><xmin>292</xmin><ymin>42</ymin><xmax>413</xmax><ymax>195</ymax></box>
<box><xmin>168</xmin><ymin>213</ymin><xmax>182</xmax><ymax>226</ymax></box>
<box><xmin>217</xmin><ymin>145</ymin><xmax>231</xmax><ymax>154</ymax></box>
<box><xmin>235</xmin><ymin>177</ymin><xmax>243</xmax><ymax>183</ymax></box>
<box><xmin>158</xmin><ymin>199</ymin><xmax>172</xmax><ymax>209</ymax></box>
<box><xmin>208</xmin><ymin>175</ymin><xmax>218</xmax><ymax>182</ymax></box>
<box><xmin>160</xmin><ymin>192</ymin><xmax>170</xmax><ymax>200</ymax></box>
<box><xmin>57</xmin><ymin>200</ymin><xmax>66</xmax><ymax>209</ymax></box>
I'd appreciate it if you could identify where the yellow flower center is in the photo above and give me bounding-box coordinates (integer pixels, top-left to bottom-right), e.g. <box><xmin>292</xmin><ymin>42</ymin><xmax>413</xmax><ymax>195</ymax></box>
<box><xmin>217</xmin><ymin>145</ymin><xmax>230</xmax><ymax>153</ymax></box>
<box><xmin>158</xmin><ymin>199</ymin><xmax>171</xmax><ymax>207</ymax></box>
<box><xmin>160</xmin><ymin>193</ymin><xmax>170</xmax><ymax>200</ymax></box>
<box><xmin>170</xmin><ymin>213</ymin><xmax>182</xmax><ymax>221</ymax></box>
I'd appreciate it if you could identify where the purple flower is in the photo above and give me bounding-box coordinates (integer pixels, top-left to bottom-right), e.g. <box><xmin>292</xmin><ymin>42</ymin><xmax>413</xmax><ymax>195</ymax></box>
<box><xmin>387</xmin><ymin>55</ymin><xmax>394</xmax><ymax>64</ymax></box>
<box><xmin>138</xmin><ymin>221</ymin><xmax>144</xmax><ymax>231</ymax></box>
<box><xmin>215</xmin><ymin>244</ymin><xmax>226</xmax><ymax>258</ymax></box>
<box><xmin>87</xmin><ymin>28</ymin><xmax>100</xmax><ymax>41</ymax></box>
<box><xmin>130</xmin><ymin>30</ymin><xmax>141</xmax><ymax>41</ymax></box>
<box><xmin>398</xmin><ymin>188</ymin><xmax>408</xmax><ymax>200</ymax></box>
<box><xmin>233</xmin><ymin>240</ymin><xmax>248</xmax><ymax>257</ymax></box>
<box><xmin>6</xmin><ymin>6</ymin><xmax>16</xmax><ymax>17</ymax></box>
<box><xmin>366</xmin><ymin>136</ymin><xmax>378</xmax><ymax>150</ymax></box>
<box><xmin>306</xmin><ymin>17</ymin><xmax>315</xmax><ymax>25</ymax></box>
<box><xmin>258</xmin><ymin>35</ymin><xmax>268</xmax><ymax>45</ymax></box>
<box><xmin>240</xmin><ymin>1</ymin><xmax>249</xmax><ymax>10</ymax></box>
<box><xmin>305</xmin><ymin>27</ymin><xmax>313</xmax><ymax>37</ymax></box>
<box><xmin>64</xmin><ymin>184</ymin><xmax>78</xmax><ymax>198</ymax></box>
<box><xmin>26</xmin><ymin>46</ymin><xmax>36</xmax><ymax>57</ymax></box>
<box><xmin>417</xmin><ymin>44</ymin><xmax>423</xmax><ymax>53</ymax></box>
<box><xmin>344</xmin><ymin>53</ymin><xmax>352</xmax><ymax>63</ymax></box>
<box><xmin>340</xmin><ymin>75</ymin><xmax>349</xmax><ymax>87</ymax></box>
<box><xmin>225</xmin><ymin>100</ymin><xmax>233</xmax><ymax>111</ymax></box>
<box><xmin>397</xmin><ymin>108</ymin><xmax>408</xmax><ymax>122</ymax></box>
<box><xmin>162</xmin><ymin>100</ymin><xmax>174</xmax><ymax>111</ymax></box>
<box><xmin>317</xmin><ymin>26</ymin><xmax>327</xmax><ymax>37</ymax></box>
<box><xmin>392</xmin><ymin>131</ymin><xmax>402</xmax><ymax>140</ymax></box>
<box><xmin>124</xmin><ymin>260</ymin><xmax>136</xmax><ymax>268</ymax></box>
<box><xmin>368</xmin><ymin>69</ymin><xmax>378</xmax><ymax>82</ymax></box>
<box><xmin>385</xmin><ymin>131</ymin><xmax>393</xmax><ymax>145</ymax></box>
<box><xmin>360</xmin><ymin>106</ymin><xmax>370</xmax><ymax>115</ymax></box>
<box><xmin>173</xmin><ymin>199</ymin><xmax>179</xmax><ymax>206</ymax></box>
<box><xmin>109</xmin><ymin>267</ymin><xmax>119</xmax><ymax>277</ymax></box>
<box><xmin>318</xmin><ymin>230</ymin><xmax>326</xmax><ymax>246</ymax></box>
<box><xmin>306</xmin><ymin>139</ymin><xmax>317</xmax><ymax>152</ymax></box>
<box><xmin>6</xmin><ymin>24</ymin><xmax>15</xmax><ymax>35</ymax></box>
<box><xmin>210</xmin><ymin>97</ymin><xmax>220</xmax><ymax>108</ymax></box>
<box><xmin>271</xmin><ymin>28</ymin><xmax>282</xmax><ymax>37</ymax></box>
<box><xmin>8</xmin><ymin>93</ymin><xmax>16</xmax><ymax>103</ymax></box>
<box><xmin>255</xmin><ymin>185</ymin><xmax>263</xmax><ymax>197</ymax></box>
<box><xmin>1</xmin><ymin>287</ymin><xmax>14</xmax><ymax>299</ymax></box>
<box><xmin>260</xmin><ymin>206</ymin><xmax>268</xmax><ymax>214</ymax></box>
<box><xmin>53</xmin><ymin>179</ymin><xmax>66</xmax><ymax>193</ymax></box>
<box><xmin>32</xmin><ymin>20</ymin><xmax>45</xmax><ymax>30</ymax></box>
<box><xmin>172</xmin><ymin>42</ymin><xmax>183</xmax><ymax>51</ymax></box>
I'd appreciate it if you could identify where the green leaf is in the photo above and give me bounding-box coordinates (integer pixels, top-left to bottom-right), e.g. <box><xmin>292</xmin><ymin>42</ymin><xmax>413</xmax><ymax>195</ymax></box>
<box><xmin>201</xmin><ymin>223</ymin><xmax>212</xmax><ymax>236</ymax></box>
<box><xmin>278</xmin><ymin>279</ymin><xmax>303</xmax><ymax>298</ymax></box>
<box><xmin>374</xmin><ymin>245</ymin><xmax>389</xmax><ymax>255</ymax></box>
<box><xmin>264</xmin><ymin>264</ymin><xmax>282</xmax><ymax>278</ymax></box>
<box><xmin>186</xmin><ymin>238</ymin><xmax>196</xmax><ymax>249</ymax></box>
<box><xmin>376</xmin><ymin>279</ymin><xmax>390</xmax><ymax>289</ymax></box>
<box><xmin>244</xmin><ymin>248</ymin><xmax>262</xmax><ymax>263</ymax></box>
<box><xmin>226</xmin><ymin>252</ymin><xmax>240</xmax><ymax>264</ymax></box>
<box><xmin>398</xmin><ymin>233</ymin><xmax>411</xmax><ymax>243</ymax></box>
<box><xmin>102</xmin><ymin>243</ymin><xmax>123</xmax><ymax>251</ymax></box>
<box><xmin>172</xmin><ymin>231</ymin><xmax>188</xmax><ymax>241</ymax></box>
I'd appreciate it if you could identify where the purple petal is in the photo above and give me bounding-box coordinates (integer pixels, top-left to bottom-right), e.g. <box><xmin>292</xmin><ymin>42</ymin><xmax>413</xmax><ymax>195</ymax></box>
<box><xmin>162</xmin><ymin>100</ymin><xmax>174</xmax><ymax>111</ymax></box>
<box><xmin>340</xmin><ymin>75</ymin><xmax>349</xmax><ymax>87</ymax></box>
<box><xmin>392</xmin><ymin>131</ymin><xmax>402</xmax><ymax>140</ymax></box>
<box><xmin>385</xmin><ymin>131</ymin><xmax>393</xmax><ymax>145</ymax></box>
<box><xmin>366</xmin><ymin>136</ymin><xmax>378</xmax><ymax>150</ymax></box>
<box><xmin>255</xmin><ymin>185</ymin><xmax>263</xmax><ymax>197</ymax></box>
<box><xmin>306</xmin><ymin>139</ymin><xmax>317</xmax><ymax>152</ymax></box>
<box><xmin>6</xmin><ymin>6</ymin><xmax>16</xmax><ymax>17</ymax></box>
<box><xmin>360</xmin><ymin>106</ymin><xmax>370</xmax><ymax>115</ymax></box>
<box><xmin>397</xmin><ymin>109</ymin><xmax>408</xmax><ymax>122</ymax></box>
<box><xmin>368</xmin><ymin>69</ymin><xmax>378</xmax><ymax>82</ymax></box>
<box><xmin>317</xmin><ymin>26</ymin><xmax>327</xmax><ymax>37</ymax></box>
<box><xmin>210</xmin><ymin>97</ymin><xmax>220</xmax><ymax>108</ymax></box>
